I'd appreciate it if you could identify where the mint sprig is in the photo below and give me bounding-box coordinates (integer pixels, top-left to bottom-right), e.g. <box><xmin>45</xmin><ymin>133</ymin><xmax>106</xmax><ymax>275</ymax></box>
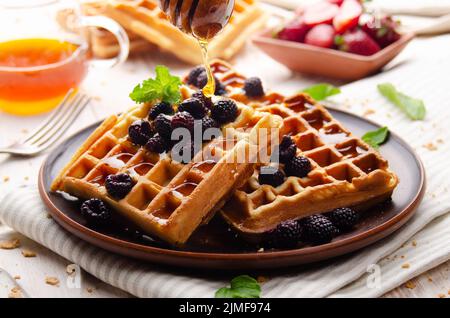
<box><xmin>215</xmin><ymin>275</ymin><xmax>261</xmax><ymax>298</ymax></box>
<box><xmin>302</xmin><ymin>83</ymin><xmax>341</xmax><ymax>101</ymax></box>
<box><xmin>130</xmin><ymin>65</ymin><xmax>182</xmax><ymax>104</ymax></box>
<box><xmin>362</xmin><ymin>126</ymin><xmax>389</xmax><ymax>149</ymax></box>
<box><xmin>377</xmin><ymin>83</ymin><xmax>426</xmax><ymax>120</ymax></box>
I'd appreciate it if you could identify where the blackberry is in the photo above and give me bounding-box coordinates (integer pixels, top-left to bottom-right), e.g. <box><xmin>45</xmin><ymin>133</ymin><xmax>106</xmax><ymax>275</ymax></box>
<box><xmin>328</xmin><ymin>207</ymin><xmax>359</xmax><ymax>231</ymax></box>
<box><xmin>187</xmin><ymin>66</ymin><xmax>206</xmax><ymax>86</ymax></box>
<box><xmin>148</xmin><ymin>102</ymin><xmax>174</xmax><ymax>120</ymax></box>
<box><xmin>80</xmin><ymin>198</ymin><xmax>111</xmax><ymax>226</ymax></box>
<box><xmin>268</xmin><ymin>220</ymin><xmax>303</xmax><ymax>248</ymax></box>
<box><xmin>105</xmin><ymin>173</ymin><xmax>134</xmax><ymax>199</ymax></box>
<box><xmin>215</xmin><ymin>80</ymin><xmax>227</xmax><ymax>96</ymax></box>
<box><xmin>258</xmin><ymin>166</ymin><xmax>285</xmax><ymax>187</ymax></box>
<box><xmin>153</xmin><ymin>114</ymin><xmax>172</xmax><ymax>138</ymax></box>
<box><xmin>279</xmin><ymin>135</ymin><xmax>297</xmax><ymax>164</ymax></box>
<box><xmin>171</xmin><ymin>111</ymin><xmax>195</xmax><ymax>132</ymax></box>
<box><xmin>302</xmin><ymin>214</ymin><xmax>338</xmax><ymax>244</ymax></box>
<box><xmin>202</xmin><ymin>116</ymin><xmax>218</xmax><ymax>130</ymax></box>
<box><xmin>211</xmin><ymin>99</ymin><xmax>239</xmax><ymax>124</ymax></box>
<box><xmin>244</xmin><ymin>77</ymin><xmax>265</xmax><ymax>98</ymax></box>
<box><xmin>128</xmin><ymin>120</ymin><xmax>153</xmax><ymax>146</ymax></box>
<box><xmin>196</xmin><ymin>72</ymin><xmax>212</xmax><ymax>88</ymax></box>
<box><xmin>196</xmin><ymin>72</ymin><xmax>226</xmax><ymax>95</ymax></box>
<box><xmin>192</xmin><ymin>90</ymin><xmax>213</xmax><ymax>109</ymax></box>
<box><xmin>146</xmin><ymin>134</ymin><xmax>169</xmax><ymax>154</ymax></box>
<box><xmin>201</xmin><ymin>117</ymin><xmax>219</xmax><ymax>142</ymax></box>
<box><xmin>178</xmin><ymin>98</ymin><xmax>207</xmax><ymax>119</ymax></box>
<box><xmin>285</xmin><ymin>156</ymin><xmax>311</xmax><ymax>178</ymax></box>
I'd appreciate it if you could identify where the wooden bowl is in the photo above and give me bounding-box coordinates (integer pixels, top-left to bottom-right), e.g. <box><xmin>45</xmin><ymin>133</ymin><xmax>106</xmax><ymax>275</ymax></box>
<box><xmin>252</xmin><ymin>31</ymin><xmax>415</xmax><ymax>81</ymax></box>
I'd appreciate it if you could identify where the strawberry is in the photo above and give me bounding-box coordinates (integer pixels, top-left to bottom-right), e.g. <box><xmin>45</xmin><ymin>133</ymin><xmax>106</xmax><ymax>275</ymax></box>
<box><xmin>303</xmin><ymin>1</ymin><xmax>339</xmax><ymax>27</ymax></box>
<box><xmin>361</xmin><ymin>15</ymin><xmax>401</xmax><ymax>48</ymax></box>
<box><xmin>327</xmin><ymin>0</ymin><xmax>344</xmax><ymax>5</ymax></box>
<box><xmin>335</xmin><ymin>29</ymin><xmax>381</xmax><ymax>56</ymax></box>
<box><xmin>333</xmin><ymin>0</ymin><xmax>363</xmax><ymax>34</ymax></box>
<box><xmin>278</xmin><ymin>18</ymin><xmax>310</xmax><ymax>43</ymax></box>
<box><xmin>305</xmin><ymin>24</ymin><xmax>336</xmax><ymax>48</ymax></box>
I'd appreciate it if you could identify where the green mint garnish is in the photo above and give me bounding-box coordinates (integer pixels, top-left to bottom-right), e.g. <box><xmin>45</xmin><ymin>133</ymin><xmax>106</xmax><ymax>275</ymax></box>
<box><xmin>302</xmin><ymin>83</ymin><xmax>341</xmax><ymax>101</ymax></box>
<box><xmin>362</xmin><ymin>126</ymin><xmax>389</xmax><ymax>149</ymax></box>
<box><xmin>377</xmin><ymin>83</ymin><xmax>426</xmax><ymax>120</ymax></box>
<box><xmin>130</xmin><ymin>65</ymin><xmax>182</xmax><ymax>104</ymax></box>
<box><xmin>215</xmin><ymin>275</ymin><xmax>261</xmax><ymax>298</ymax></box>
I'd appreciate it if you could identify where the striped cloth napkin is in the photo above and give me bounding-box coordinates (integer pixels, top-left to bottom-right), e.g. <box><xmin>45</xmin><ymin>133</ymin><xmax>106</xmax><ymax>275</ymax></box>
<box><xmin>1</xmin><ymin>46</ymin><xmax>450</xmax><ymax>299</ymax></box>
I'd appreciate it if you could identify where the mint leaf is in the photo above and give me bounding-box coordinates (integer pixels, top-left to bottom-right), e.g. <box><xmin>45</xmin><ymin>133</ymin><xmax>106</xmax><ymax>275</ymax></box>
<box><xmin>215</xmin><ymin>275</ymin><xmax>261</xmax><ymax>298</ymax></box>
<box><xmin>362</xmin><ymin>126</ymin><xmax>389</xmax><ymax>149</ymax></box>
<box><xmin>302</xmin><ymin>83</ymin><xmax>341</xmax><ymax>101</ymax></box>
<box><xmin>377</xmin><ymin>83</ymin><xmax>426</xmax><ymax>120</ymax></box>
<box><xmin>215</xmin><ymin>288</ymin><xmax>236</xmax><ymax>298</ymax></box>
<box><xmin>130</xmin><ymin>65</ymin><xmax>182</xmax><ymax>104</ymax></box>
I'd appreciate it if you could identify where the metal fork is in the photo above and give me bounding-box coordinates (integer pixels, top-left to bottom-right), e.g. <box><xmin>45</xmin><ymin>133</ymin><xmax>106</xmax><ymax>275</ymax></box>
<box><xmin>0</xmin><ymin>89</ymin><xmax>91</xmax><ymax>156</ymax></box>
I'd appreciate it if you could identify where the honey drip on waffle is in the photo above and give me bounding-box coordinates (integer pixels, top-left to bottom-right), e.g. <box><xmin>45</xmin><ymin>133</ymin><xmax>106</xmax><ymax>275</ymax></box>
<box><xmin>199</xmin><ymin>39</ymin><xmax>215</xmax><ymax>97</ymax></box>
<box><xmin>161</xmin><ymin>0</ymin><xmax>235</xmax><ymax>97</ymax></box>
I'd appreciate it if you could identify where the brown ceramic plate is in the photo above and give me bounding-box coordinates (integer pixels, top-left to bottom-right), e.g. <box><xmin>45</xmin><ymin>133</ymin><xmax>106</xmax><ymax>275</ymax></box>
<box><xmin>39</xmin><ymin>108</ymin><xmax>425</xmax><ymax>270</ymax></box>
<box><xmin>252</xmin><ymin>31</ymin><xmax>415</xmax><ymax>81</ymax></box>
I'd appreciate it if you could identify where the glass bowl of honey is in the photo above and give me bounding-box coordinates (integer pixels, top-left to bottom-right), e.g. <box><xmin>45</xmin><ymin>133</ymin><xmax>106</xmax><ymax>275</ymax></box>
<box><xmin>0</xmin><ymin>0</ymin><xmax>129</xmax><ymax>116</ymax></box>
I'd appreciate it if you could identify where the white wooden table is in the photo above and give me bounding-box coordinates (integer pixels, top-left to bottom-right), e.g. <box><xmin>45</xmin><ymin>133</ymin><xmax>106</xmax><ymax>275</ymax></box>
<box><xmin>0</xmin><ymin>39</ymin><xmax>449</xmax><ymax>298</ymax></box>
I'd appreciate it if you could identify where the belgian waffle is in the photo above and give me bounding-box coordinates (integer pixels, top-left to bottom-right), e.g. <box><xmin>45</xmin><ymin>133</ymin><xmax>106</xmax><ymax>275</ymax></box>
<box><xmin>51</xmin><ymin>86</ymin><xmax>283</xmax><ymax>245</ymax></box>
<box><xmin>184</xmin><ymin>60</ymin><xmax>399</xmax><ymax>238</ymax></box>
<box><xmin>89</xmin><ymin>28</ymin><xmax>156</xmax><ymax>58</ymax></box>
<box><xmin>100</xmin><ymin>0</ymin><xmax>268</xmax><ymax>64</ymax></box>
<box><xmin>58</xmin><ymin>2</ymin><xmax>155</xmax><ymax>58</ymax></box>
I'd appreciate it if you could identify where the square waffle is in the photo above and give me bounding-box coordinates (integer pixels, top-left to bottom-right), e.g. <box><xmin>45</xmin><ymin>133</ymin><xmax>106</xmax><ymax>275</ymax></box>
<box><xmin>51</xmin><ymin>86</ymin><xmax>283</xmax><ymax>245</ymax></box>
<box><xmin>89</xmin><ymin>28</ymin><xmax>156</xmax><ymax>58</ymax></box>
<box><xmin>183</xmin><ymin>60</ymin><xmax>399</xmax><ymax>239</ymax></box>
<box><xmin>99</xmin><ymin>0</ymin><xmax>268</xmax><ymax>64</ymax></box>
<box><xmin>58</xmin><ymin>2</ymin><xmax>156</xmax><ymax>58</ymax></box>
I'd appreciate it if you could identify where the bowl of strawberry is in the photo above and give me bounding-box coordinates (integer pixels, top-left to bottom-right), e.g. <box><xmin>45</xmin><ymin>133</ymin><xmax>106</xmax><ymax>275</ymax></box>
<box><xmin>253</xmin><ymin>0</ymin><xmax>414</xmax><ymax>80</ymax></box>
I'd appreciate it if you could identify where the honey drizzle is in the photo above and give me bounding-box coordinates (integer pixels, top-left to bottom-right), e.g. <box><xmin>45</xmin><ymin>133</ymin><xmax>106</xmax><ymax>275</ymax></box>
<box><xmin>199</xmin><ymin>39</ymin><xmax>215</xmax><ymax>98</ymax></box>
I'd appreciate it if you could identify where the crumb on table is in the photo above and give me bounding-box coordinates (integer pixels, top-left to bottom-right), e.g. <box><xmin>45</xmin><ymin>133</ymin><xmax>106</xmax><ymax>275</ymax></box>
<box><xmin>405</xmin><ymin>281</ymin><xmax>416</xmax><ymax>289</ymax></box>
<box><xmin>21</xmin><ymin>249</ymin><xmax>37</xmax><ymax>258</ymax></box>
<box><xmin>363</xmin><ymin>109</ymin><xmax>375</xmax><ymax>117</ymax></box>
<box><xmin>401</xmin><ymin>263</ymin><xmax>410</xmax><ymax>269</ymax></box>
<box><xmin>45</xmin><ymin>276</ymin><xmax>60</xmax><ymax>286</ymax></box>
<box><xmin>423</xmin><ymin>143</ymin><xmax>438</xmax><ymax>151</ymax></box>
<box><xmin>0</xmin><ymin>238</ymin><xmax>21</xmax><ymax>250</ymax></box>
<box><xmin>8</xmin><ymin>287</ymin><xmax>22</xmax><ymax>298</ymax></box>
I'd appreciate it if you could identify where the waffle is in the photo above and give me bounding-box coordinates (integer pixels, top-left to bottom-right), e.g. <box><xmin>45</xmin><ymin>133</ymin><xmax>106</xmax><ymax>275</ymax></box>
<box><xmin>184</xmin><ymin>60</ymin><xmax>399</xmax><ymax>239</ymax></box>
<box><xmin>90</xmin><ymin>28</ymin><xmax>156</xmax><ymax>58</ymax></box>
<box><xmin>81</xmin><ymin>1</ymin><xmax>157</xmax><ymax>58</ymax></box>
<box><xmin>58</xmin><ymin>2</ymin><xmax>156</xmax><ymax>58</ymax></box>
<box><xmin>51</xmin><ymin>85</ymin><xmax>283</xmax><ymax>245</ymax></box>
<box><xmin>100</xmin><ymin>0</ymin><xmax>268</xmax><ymax>64</ymax></box>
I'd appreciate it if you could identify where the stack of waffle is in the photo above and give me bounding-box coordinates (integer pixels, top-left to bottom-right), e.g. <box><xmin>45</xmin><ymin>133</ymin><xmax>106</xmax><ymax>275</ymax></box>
<box><xmin>52</xmin><ymin>61</ymin><xmax>398</xmax><ymax>245</ymax></box>
<box><xmin>80</xmin><ymin>0</ymin><xmax>268</xmax><ymax>63</ymax></box>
